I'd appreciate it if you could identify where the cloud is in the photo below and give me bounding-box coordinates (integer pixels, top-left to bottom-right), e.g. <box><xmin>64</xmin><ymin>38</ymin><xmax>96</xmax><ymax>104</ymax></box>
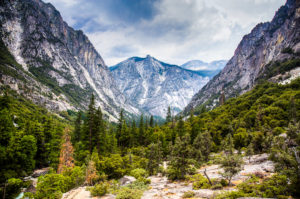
<box><xmin>45</xmin><ymin>0</ymin><xmax>286</xmax><ymax>66</ymax></box>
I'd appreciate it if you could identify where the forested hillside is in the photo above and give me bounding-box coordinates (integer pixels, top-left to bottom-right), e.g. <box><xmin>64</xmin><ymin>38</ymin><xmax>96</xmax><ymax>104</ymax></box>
<box><xmin>2</xmin><ymin>77</ymin><xmax>298</xmax><ymax>198</ymax></box>
<box><xmin>0</xmin><ymin>89</ymin><xmax>67</xmax><ymax>198</ymax></box>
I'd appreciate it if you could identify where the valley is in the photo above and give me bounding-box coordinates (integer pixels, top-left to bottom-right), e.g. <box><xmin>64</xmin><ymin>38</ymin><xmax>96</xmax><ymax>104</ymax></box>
<box><xmin>0</xmin><ymin>0</ymin><xmax>300</xmax><ymax>199</ymax></box>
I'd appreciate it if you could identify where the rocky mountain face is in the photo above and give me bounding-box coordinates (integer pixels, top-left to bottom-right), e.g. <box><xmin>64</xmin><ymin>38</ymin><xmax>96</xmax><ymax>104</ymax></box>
<box><xmin>183</xmin><ymin>0</ymin><xmax>300</xmax><ymax>114</ymax></box>
<box><xmin>0</xmin><ymin>0</ymin><xmax>139</xmax><ymax>121</ymax></box>
<box><xmin>110</xmin><ymin>55</ymin><xmax>209</xmax><ymax>117</ymax></box>
<box><xmin>181</xmin><ymin>60</ymin><xmax>227</xmax><ymax>79</ymax></box>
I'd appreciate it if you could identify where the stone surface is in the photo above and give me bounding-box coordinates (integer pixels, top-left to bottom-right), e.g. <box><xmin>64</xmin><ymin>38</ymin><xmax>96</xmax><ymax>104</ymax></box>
<box><xmin>0</xmin><ymin>0</ymin><xmax>139</xmax><ymax>121</ymax></box>
<box><xmin>119</xmin><ymin>176</ymin><xmax>136</xmax><ymax>186</ymax></box>
<box><xmin>110</xmin><ymin>56</ymin><xmax>209</xmax><ymax>117</ymax></box>
<box><xmin>184</xmin><ymin>0</ymin><xmax>300</xmax><ymax>114</ymax></box>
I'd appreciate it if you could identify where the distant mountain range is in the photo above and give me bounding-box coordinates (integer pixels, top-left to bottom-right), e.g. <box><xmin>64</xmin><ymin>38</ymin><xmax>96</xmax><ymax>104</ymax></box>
<box><xmin>181</xmin><ymin>60</ymin><xmax>227</xmax><ymax>71</ymax></box>
<box><xmin>181</xmin><ymin>60</ymin><xmax>227</xmax><ymax>79</ymax></box>
<box><xmin>110</xmin><ymin>55</ymin><xmax>210</xmax><ymax>117</ymax></box>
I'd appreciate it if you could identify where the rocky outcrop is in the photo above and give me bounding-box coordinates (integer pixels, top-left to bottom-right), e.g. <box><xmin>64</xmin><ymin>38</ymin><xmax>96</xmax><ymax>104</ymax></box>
<box><xmin>0</xmin><ymin>0</ymin><xmax>139</xmax><ymax>121</ymax></box>
<box><xmin>184</xmin><ymin>0</ymin><xmax>300</xmax><ymax>114</ymax></box>
<box><xmin>110</xmin><ymin>55</ymin><xmax>209</xmax><ymax>117</ymax></box>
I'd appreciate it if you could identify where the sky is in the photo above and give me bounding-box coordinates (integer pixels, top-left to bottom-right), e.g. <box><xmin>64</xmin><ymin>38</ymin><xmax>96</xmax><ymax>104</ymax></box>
<box><xmin>45</xmin><ymin>0</ymin><xmax>286</xmax><ymax>66</ymax></box>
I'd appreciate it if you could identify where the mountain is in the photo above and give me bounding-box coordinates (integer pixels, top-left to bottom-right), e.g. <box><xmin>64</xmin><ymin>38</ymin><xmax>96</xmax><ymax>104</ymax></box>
<box><xmin>181</xmin><ymin>60</ymin><xmax>227</xmax><ymax>71</ymax></box>
<box><xmin>181</xmin><ymin>60</ymin><xmax>227</xmax><ymax>78</ymax></box>
<box><xmin>183</xmin><ymin>0</ymin><xmax>300</xmax><ymax>115</ymax></box>
<box><xmin>110</xmin><ymin>55</ymin><xmax>209</xmax><ymax>117</ymax></box>
<box><xmin>0</xmin><ymin>0</ymin><xmax>139</xmax><ymax>121</ymax></box>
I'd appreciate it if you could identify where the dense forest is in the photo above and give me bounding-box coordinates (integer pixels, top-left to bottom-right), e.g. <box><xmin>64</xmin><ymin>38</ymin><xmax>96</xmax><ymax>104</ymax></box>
<box><xmin>0</xmin><ymin>77</ymin><xmax>299</xmax><ymax>199</ymax></box>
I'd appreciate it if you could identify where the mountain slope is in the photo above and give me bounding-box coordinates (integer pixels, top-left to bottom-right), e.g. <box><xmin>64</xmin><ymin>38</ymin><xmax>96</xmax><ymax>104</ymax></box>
<box><xmin>110</xmin><ymin>55</ymin><xmax>209</xmax><ymax>117</ymax></box>
<box><xmin>181</xmin><ymin>60</ymin><xmax>227</xmax><ymax>79</ymax></box>
<box><xmin>181</xmin><ymin>60</ymin><xmax>227</xmax><ymax>71</ymax></box>
<box><xmin>0</xmin><ymin>0</ymin><xmax>139</xmax><ymax>121</ymax></box>
<box><xmin>183</xmin><ymin>0</ymin><xmax>300</xmax><ymax>114</ymax></box>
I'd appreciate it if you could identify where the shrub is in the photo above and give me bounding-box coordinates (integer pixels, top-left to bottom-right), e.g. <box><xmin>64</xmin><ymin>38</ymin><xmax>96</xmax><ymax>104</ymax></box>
<box><xmin>116</xmin><ymin>187</ymin><xmax>143</xmax><ymax>199</ymax></box>
<box><xmin>89</xmin><ymin>181</ymin><xmax>110</xmax><ymax>197</ymax></box>
<box><xmin>189</xmin><ymin>174</ymin><xmax>211</xmax><ymax>189</ymax></box>
<box><xmin>220</xmin><ymin>179</ymin><xmax>228</xmax><ymax>187</ymax></box>
<box><xmin>214</xmin><ymin>190</ymin><xmax>245</xmax><ymax>199</ymax></box>
<box><xmin>130</xmin><ymin>168</ymin><xmax>148</xmax><ymax>179</ymax></box>
<box><xmin>212</xmin><ymin>183</ymin><xmax>223</xmax><ymax>190</ymax></box>
<box><xmin>182</xmin><ymin>190</ymin><xmax>195</xmax><ymax>198</ymax></box>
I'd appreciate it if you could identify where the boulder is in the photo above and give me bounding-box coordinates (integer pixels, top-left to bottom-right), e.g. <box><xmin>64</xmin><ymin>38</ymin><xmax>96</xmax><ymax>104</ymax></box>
<box><xmin>119</xmin><ymin>176</ymin><xmax>136</xmax><ymax>186</ymax></box>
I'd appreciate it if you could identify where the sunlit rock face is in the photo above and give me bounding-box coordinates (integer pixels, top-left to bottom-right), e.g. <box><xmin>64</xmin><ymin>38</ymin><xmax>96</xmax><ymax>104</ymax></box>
<box><xmin>110</xmin><ymin>55</ymin><xmax>209</xmax><ymax>117</ymax></box>
<box><xmin>184</xmin><ymin>0</ymin><xmax>300</xmax><ymax>115</ymax></box>
<box><xmin>0</xmin><ymin>0</ymin><xmax>139</xmax><ymax>121</ymax></box>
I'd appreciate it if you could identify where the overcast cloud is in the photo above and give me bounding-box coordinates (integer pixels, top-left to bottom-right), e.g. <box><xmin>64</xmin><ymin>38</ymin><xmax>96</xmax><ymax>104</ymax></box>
<box><xmin>45</xmin><ymin>0</ymin><xmax>286</xmax><ymax>66</ymax></box>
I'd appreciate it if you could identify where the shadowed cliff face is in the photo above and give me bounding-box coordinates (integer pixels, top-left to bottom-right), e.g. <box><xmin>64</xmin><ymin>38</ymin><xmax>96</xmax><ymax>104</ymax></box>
<box><xmin>184</xmin><ymin>0</ymin><xmax>300</xmax><ymax>114</ymax></box>
<box><xmin>0</xmin><ymin>0</ymin><xmax>139</xmax><ymax>121</ymax></box>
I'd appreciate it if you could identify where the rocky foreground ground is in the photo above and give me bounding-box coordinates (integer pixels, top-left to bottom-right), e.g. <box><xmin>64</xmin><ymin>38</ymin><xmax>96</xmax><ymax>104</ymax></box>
<box><xmin>61</xmin><ymin>153</ymin><xmax>274</xmax><ymax>199</ymax></box>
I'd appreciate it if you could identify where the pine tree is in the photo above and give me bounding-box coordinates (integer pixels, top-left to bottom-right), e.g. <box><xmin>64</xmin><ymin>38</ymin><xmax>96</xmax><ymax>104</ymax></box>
<box><xmin>198</xmin><ymin>131</ymin><xmax>212</xmax><ymax>162</ymax></box>
<box><xmin>130</xmin><ymin>120</ymin><xmax>137</xmax><ymax>147</ymax></box>
<box><xmin>87</xmin><ymin>94</ymin><xmax>96</xmax><ymax>153</ymax></box>
<box><xmin>220</xmin><ymin>133</ymin><xmax>243</xmax><ymax>185</ymax></box>
<box><xmin>116</xmin><ymin>109</ymin><xmax>124</xmax><ymax>147</ymax></box>
<box><xmin>94</xmin><ymin>107</ymin><xmax>105</xmax><ymax>154</ymax></box>
<box><xmin>139</xmin><ymin>114</ymin><xmax>145</xmax><ymax>145</ymax></box>
<box><xmin>176</xmin><ymin>116</ymin><xmax>186</xmax><ymax>137</ymax></box>
<box><xmin>149</xmin><ymin>115</ymin><xmax>154</xmax><ymax>128</ymax></box>
<box><xmin>192</xmin><ymin>134</ymin><xmax>203</xmax><ymax>162</ymax></box>
<box><xmin>165</xmin><ymin>106</ymin><xmax>172</xmax><ymax>124</ymax></box>
<box><xmin>147</xmin><ymin>142</ymin><xmax>162</xmax><ymax>175</ymax></box>
<box><xmin>168</xmin><ymin>134</ymin><xmax>193</xmax><ymax>180</ymax></box>
<box><xmin>223</xmin><ymin>134</ymin><xmax>234</xmax><ymax>155</ymax></box>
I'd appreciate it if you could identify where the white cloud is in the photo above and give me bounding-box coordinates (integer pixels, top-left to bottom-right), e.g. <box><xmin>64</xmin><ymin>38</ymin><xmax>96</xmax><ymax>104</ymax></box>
<box><xmin>45</xmin><ymin>0</ymin><xmax>286</xmax><ymax>66</ymax></box>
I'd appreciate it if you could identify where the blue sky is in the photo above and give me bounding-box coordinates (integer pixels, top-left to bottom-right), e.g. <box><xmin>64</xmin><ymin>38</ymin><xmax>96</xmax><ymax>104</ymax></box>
<box><xmin>45</xmin><ymin>0</ymin><xmax>286</xmax><ymax>66</ymax></box>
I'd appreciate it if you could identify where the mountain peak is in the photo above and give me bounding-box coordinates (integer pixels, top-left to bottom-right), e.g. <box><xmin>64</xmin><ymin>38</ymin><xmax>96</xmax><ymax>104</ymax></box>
<box><xmin>110</xmin><ymin>57</ymin><xmax>210</xmax><ymax>117</ymax></box>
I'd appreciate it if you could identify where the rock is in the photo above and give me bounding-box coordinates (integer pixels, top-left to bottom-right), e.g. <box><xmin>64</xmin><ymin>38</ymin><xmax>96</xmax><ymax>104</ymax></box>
<box><xmin>32</xmin><ymin>167</ymin><xmax>50</xmax><ymax>178</ymax></box>
<box><xmin>0</xmin><ymin>0</ymin><xmax>139</xmax><ymax>122</ymax></box>
<box><xmin>119</xmin><ymin>176</ymin><xmax>136</xmax><ymax>186</ymax></box>
<box><xmin>183</xmin><ymin>0</ymin><xmax>300</xmax><ymax>114</ymax></box>
<box><xmin>110</xmin><ymin>56</ymin><xmax>210</xmax><ymax>117</ymax></box>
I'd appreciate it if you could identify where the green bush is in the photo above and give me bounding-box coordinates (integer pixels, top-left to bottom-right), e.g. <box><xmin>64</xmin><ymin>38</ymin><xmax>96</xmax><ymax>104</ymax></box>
<box><xmin>182</xmin><ymin>191</ymin><xmax>195</xmax><ymax>198</ymax></box>
<box><xmin>188</xmin><ymin>174</ymin><xmax>211</xmax><ymax>189</ymax></box>
<box><xmin>116</xmin><ymin>187</ymin><xmax>143</xmax><ymax>199</ymax></box>
<box><xmin>220</xmin><ymin>179</ymin><xmax>228</xmax><ymax>187</ymax></box>
<box><xmin>130</xmin><ymin>168</ymin><xmax>148</xmax><ymax>179</ymax></box>
<box><xmin>214</xmin><ymin>190</ymin><xmax>245</xmax><ymax>199</ymax></box>
<box><xmin>89</xmin><ymin>181</ymin><xmax>110</xmax><ymax>197</ymax></box>
<box><xmin>211</xmin><ymin>183</ymin><xmax>223</xmax><ymax>190</ymax></box>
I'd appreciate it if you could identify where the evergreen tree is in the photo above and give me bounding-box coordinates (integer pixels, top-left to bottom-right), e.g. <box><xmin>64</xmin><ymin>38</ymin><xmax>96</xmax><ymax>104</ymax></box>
<box><xmin>147</xmin><ymin>142</ymin><xmax>162</xmax><ymax>175</ymax></box>
<box><xmin>198</xmin><ymin>131</ymin><xmax>212</xmax><ymax>161</ymax></box>
<box><xmin>176</xmin><ymin>116</ymin><xmax>186</xmax><ymax>137</ymax></box>
<box><xmin>168</xmin><ymin>134</ymin><xmax>193</xmax><ymax>180</ymax></box>
<box><xmin>192</xmin><ymin>134</ymin><xmax>203</xmax><ymax>162</ymax></box>
<box><xmin>139</xmin><ymin>114</ymin><xmax>145</xmax><ymax>145</ymax></box>
<box><xmin>94</xmin><ymin>107</ymin><xmax>105</xmax><ymax>154</ymax></box>
<box><xmin>130</xmin><ymin>120</ymin><xmax>137</xmax><ymax>147</ymax></box>
<box><xmin>220</xmin><ymin>133</ymin><xmax>243</xmax><ymax>185</ymax></box>
<box><xmin>223</xmin><ymin>134</ymin><xmax>234</xmax><ymax>154</ymax></box>
<box><xmin>87</xmin><ymin>94</ymin><xmax>96</xmax><ymax>153</ymax></box>
<box><xmin>165</xmin><ymin>106</ymin><xmax>172</xmax><ymax>124</ymax></box>
<box><xmin>149</xmin><ymin>115</ymin><xmax>154</xmax><ymax>128</ymax></box>
<box><xmin>116</xmin><ymin>109</ymin><xmax>124</xmax><ymax>147</ymax></box>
